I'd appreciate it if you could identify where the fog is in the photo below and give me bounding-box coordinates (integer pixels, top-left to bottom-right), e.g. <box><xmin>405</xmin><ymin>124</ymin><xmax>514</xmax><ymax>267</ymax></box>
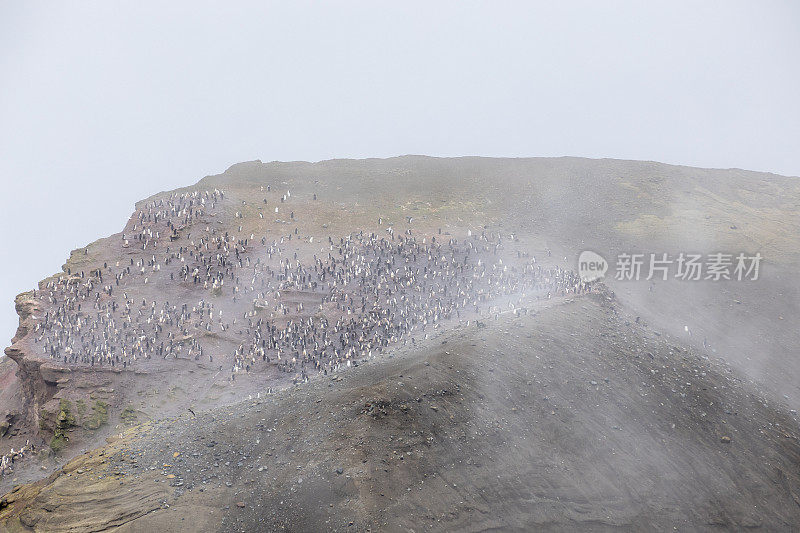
<box><xmin>1</xmin><ymin>0</ymin><xmax>798</xmax><ymax>344</ymax></box>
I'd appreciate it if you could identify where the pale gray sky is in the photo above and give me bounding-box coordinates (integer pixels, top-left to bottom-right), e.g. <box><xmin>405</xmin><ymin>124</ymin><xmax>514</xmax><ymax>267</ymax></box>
<box><xmin>1</xmin><ymin>1</ymin><xmax>798</xmax><ymax>344</ymax></box>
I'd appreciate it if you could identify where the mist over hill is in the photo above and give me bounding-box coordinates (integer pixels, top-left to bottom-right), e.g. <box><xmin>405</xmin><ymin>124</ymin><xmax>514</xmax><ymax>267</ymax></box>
<box><xmin>1</xmin><ymin>156</ymin><xmax>798</xmax><ymax>531</ymax></box>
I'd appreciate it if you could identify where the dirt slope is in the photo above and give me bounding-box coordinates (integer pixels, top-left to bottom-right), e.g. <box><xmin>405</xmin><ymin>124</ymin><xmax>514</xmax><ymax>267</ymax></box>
<box><xmin>2</xmin><ymin>156</ymin><xmax>799</xmax><ymax>531</ymax></box>
<box><xmin>3</xmin><ymin>292</ymin><xmax>799</xmax><ymax>532</ymax></box>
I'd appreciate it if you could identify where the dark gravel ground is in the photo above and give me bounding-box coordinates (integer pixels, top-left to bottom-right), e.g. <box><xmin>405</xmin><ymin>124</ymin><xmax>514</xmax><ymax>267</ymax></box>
<box><xmin>5</xmin><ymin>292</ymin><xmax>799</xmax><ymax>532</ymax></box>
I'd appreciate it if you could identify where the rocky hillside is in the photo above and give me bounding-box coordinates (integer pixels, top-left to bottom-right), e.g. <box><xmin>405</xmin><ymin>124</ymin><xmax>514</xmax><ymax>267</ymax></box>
<box><xmin>2</xmin><ymin>293</ymin><xmax>799</xmax><ymax>531</ymax></box>
<box><xmin>1</xmin><ymin>156</ymin><xmax>798</xmax><ymax>530</ymax></box>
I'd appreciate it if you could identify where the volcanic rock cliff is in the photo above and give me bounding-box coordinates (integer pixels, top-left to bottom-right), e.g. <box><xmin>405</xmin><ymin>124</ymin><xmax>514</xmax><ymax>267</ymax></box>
<box><xmin>1</xmin><ymin>157</ymin><xmax>799</xmax><ymax>528</ymax></box>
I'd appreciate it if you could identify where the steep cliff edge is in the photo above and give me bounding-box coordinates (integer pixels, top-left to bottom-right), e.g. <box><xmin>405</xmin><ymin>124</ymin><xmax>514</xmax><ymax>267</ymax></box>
<box><xmin>5</xmin><ymin>293</ymin><xmax>59</xmax><ymax>436</ymax></box>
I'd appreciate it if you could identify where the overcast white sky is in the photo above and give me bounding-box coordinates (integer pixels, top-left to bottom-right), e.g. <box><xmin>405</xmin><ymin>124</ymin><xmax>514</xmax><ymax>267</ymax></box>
<box><xmin>1</xmin><ymin>1</ymin><xmax>799</xmax><ymax>344</ymax></box>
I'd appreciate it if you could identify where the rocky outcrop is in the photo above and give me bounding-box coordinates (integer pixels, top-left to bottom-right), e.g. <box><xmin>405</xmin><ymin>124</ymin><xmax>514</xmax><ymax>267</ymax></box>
<box><xmin>4</xmin><ymin>293</ymin><xmax>60</xmax><ymax>436</ymax></box>
<box><xmin>0</xmin><ymin>430</ymin><xmax>169</xmax><ymax>532</ymax></box>
<box><xmin>3</xmin><ymin>292</ymin><xmax>119</xmax><ymax>443</ymax></box>
<box><xmin>4</xmin><ymin>348</ymin><xmax>58</xmax><ymax>436</ymax></box>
